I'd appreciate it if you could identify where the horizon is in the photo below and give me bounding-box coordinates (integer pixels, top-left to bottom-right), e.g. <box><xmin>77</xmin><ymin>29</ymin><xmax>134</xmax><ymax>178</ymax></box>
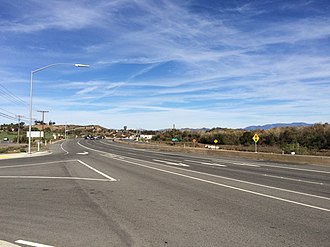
<box><xmin>1</xmin><ymin>0</ymin><xmax>329</xmax><ymax>130</ymax></box>
<box><xmin>0</xmin><ymin>121</ymin><xmax>319</xmax><ymax>132</ymax></box>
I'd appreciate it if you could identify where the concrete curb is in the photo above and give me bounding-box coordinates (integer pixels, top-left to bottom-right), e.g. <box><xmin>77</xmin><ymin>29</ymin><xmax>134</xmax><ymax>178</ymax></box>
<box><xmin>0</xmin><ymin>240</ymin><xmax>20</xmax><ymax>247</ymax></box>
<box><xmin>0</xmin><ymin>151</ymin><xmax>52</xmax><ymax>160</ymax></box>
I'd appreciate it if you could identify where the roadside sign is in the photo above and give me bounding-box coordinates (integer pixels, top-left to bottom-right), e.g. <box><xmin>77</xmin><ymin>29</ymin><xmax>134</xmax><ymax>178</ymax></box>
<box><xmin>26</xmin><ymin>131</ymin><xmax>44</xmax><ymax>138</ymax></box>
<box><xmin>192</xmin><ymin>139</ymin><xmax>197</xmax><ymax>148</ymax></box>
<box><xmin>252</xmin><ymin>134</ymin><xmax>259</xmax><ymax>143</ymax></box>
<box><xmin>252</xmin><ymin>134</ymin><xmax>259</xmax><ymax>153</ymax></box>
<box><xmin>214</xmin><ymin>139</ymin><xmax>218</xmax><ymax>144</ymax></box>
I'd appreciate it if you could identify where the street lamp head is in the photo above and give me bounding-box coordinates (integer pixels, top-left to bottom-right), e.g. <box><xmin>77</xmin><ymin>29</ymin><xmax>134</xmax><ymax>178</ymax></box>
<box><xmin>74</xmin><ymin>63</ymin><xmax>90</xmax><ymax>68</ymax></box>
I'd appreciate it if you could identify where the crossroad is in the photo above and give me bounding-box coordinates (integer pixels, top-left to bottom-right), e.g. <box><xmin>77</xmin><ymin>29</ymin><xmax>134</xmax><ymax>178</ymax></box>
<box><xmin>0</xmin><ymin>139</ymin><xmax>329</xmax><ymax>246</ymax></box>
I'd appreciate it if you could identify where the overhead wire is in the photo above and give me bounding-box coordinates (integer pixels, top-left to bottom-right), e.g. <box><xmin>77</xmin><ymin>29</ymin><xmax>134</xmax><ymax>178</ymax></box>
<box><xmin>0</xmin><ymin>108</ymin><xmax>29</xmax><ymax>122</ymax></box>
<box><xmin>0</xmin><ymin>111</ymin><xmax>36</xmax><ymax>123</ymax></box>
<box><xmin>0</xmin><ymin>112</ymin><xmax>17</xmax><ymax>121</ymax></box>
<box><xmin>0</xmin><ymin>82</ymin><xmax>42</xmax><ymax>124</ymax></box>
<box><xmin>0</xmin><ymin>107</ymin><xmax>18</xmax><ymax>116</ymax></box>
<box><xmin>0</xmin><ymin>83</ymin><xmax>29</xmax><ymax>106</ymax></box>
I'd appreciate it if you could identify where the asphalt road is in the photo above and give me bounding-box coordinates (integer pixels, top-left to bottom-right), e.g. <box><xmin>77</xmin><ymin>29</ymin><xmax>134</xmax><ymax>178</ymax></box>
<box><xmin>0</xmin><ymin>139</ymin><xmax>329</xmax><ymax>246</ymax></box>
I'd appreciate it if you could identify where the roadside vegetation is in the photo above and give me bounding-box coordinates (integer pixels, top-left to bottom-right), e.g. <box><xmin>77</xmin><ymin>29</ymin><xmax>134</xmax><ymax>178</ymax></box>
<box><xmin>1</xmin><ymin>122</ymin><xmax>330</xmax><ymax>156</ymax></box>
<box><xmin>151</xmin><ymin>123</ymin><xmax>330</xmax><ymax>156</ymax></box>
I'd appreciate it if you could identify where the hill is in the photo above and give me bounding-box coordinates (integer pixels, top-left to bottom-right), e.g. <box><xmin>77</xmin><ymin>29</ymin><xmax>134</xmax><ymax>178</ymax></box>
<box><xmin>244</xmin><ymin>122</ymin><xmax>313</xmax><ymax>131</ymax></box>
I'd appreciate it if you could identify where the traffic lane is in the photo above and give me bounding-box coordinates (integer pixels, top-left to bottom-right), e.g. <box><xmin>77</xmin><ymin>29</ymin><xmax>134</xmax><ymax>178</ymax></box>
<box><xmin>90</xmin><ymin>139</ymin><xmax>330</xmax><ymax>175</ymax></box>
<box><xmin>105</xmin><ymin>140</ymin><xmax>330</xmax><ymax>186</ymax></box>
<box><xmin>0</xmin><ymin>156</ymin><xmax>127</xmax><ymax>246</ymax></box>
<box><xmin>99</xmin><ymin>139</ymin><xmax>330</xmax><ymax>172</ymax></box>
<box><xmin>75</xmin><ymin>147</ymin><xmax>330</xmax><ymax>214</ymax></box>
<box><xmin>155</xmin><ymin>160</ymin><xmax>330</xmax><ymax>199</ymax></box>
<box><xmin>100</xmin><ymin>154</ymin><xmax>330</xmax><ymax>211</ymax></box>
<box><xmin>75</xmin><ymin>153</ymin><xmax>330</xmax><ymax>246</ymax></box>
<box><xmin>80</xmin><ymin>140</ymin><xmax>330</xmax><ymax>198</ymax></box>
<box><xmin>3</xmin><ymin>141</ymin><xmax>328</xmax><ymax>246</ymax></box>
<box><xmin>0</xmin><ymin>178</ymin><xmax>129</xmax><ymax>246</ymax></box>
<box><xmin>58</xmin><ymin>138</ymin><xmax>86</xmax><ymax>156</ymax></box>
<box><xmin>80</xmin><ymin>140</ymin><xmax>330</xmax><ymax>197</ymax></box>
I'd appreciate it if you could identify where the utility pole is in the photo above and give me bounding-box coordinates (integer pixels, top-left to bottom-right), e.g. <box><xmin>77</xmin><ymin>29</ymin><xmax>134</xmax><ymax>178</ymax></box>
<box><xmin>38</xmin><ymin>110</ymin><xmax>49</xmax><ymax>131</ymax></box>
<box><xmin>16</xmin><ymin>115</ymin><xmax>23</xmax><ymax>144</ymax></box>
<box><xmin>37</xmin><ymin>110</ymin><xmax>49</xmax><ymax>138</ymax></box>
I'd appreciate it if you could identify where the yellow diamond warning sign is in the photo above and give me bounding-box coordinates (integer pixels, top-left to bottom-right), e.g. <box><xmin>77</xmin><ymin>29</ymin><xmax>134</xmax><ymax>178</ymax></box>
<box><xmin>252</xmin><ymin>134</ymin><xmax>260</xmax><ymax>143</ymax></box>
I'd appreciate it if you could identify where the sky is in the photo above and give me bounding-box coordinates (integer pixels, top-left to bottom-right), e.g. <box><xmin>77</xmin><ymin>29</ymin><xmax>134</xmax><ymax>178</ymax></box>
<box><xmin>0</xmin><ymin>0</ymin><xmax>329</xmax><ymax>130</ymax></box>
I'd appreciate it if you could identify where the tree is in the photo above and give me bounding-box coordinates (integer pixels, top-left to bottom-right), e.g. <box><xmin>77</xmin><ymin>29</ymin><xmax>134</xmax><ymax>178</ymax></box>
<box><xmin>263</xmin><ymin>132</ymin><xmax>278</xmax><ymax>146</ymax></box>
<box><xmin>240</xmin><ymin>131</ymin><xmax>253</xmax><ymax>145</ymax></box>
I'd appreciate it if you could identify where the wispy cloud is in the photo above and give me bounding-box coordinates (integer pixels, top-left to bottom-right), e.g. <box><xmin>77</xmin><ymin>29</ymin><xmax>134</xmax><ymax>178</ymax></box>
<box><xmin>0</xmin><ymin>0</ymin><xmax>109</xmax><ymax>33</ymax></box>
<box><xmin>1</xmin><ymin>0</ymin><xmax>329</xmax><ymax>128</ymax></box>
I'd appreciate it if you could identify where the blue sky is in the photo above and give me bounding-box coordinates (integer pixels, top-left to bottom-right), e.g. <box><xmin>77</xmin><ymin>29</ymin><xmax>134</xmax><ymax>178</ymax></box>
<box><xmin>0</xmin><ymin>0</ymin><xmax>329</xmax><ymax>130</ymax></box>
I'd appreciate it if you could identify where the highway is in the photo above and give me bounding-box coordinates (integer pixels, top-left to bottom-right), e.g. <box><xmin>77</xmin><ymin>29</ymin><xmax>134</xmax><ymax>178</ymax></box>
<box><xmin>0</xmin><ymin>139</ymin><xmax>329</xmax><ymax>246</ymax></box>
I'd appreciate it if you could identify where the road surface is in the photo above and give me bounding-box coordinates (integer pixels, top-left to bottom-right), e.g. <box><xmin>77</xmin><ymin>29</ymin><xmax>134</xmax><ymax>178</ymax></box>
<box><xmin>0</xmin><ymin>139</ymin><xmax>329</xmax><ymax>246</ymax></box>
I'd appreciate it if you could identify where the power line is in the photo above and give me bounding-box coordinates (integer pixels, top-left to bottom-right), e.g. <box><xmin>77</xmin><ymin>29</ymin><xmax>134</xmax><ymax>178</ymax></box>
<box><xmin>0</xmin><ymin>112</ymin><xmax>17</xmax><ymax>121</ymax></box>
<box><xmin>0</xmin><ymin>110</ymin><xmax>34</xmax><ymax>123</ymax></box>
<box><xmin>0</xmin><ymin>107</ymin><xmax>18</xmax><ymax>116</ymax></box>
<box><xmin>0</xmin><ymin>107</ymin><xmax>30</xmax><ymax>121</ymax></box>
<box><xmin>0</xmin><ymin>82</ymin><xmax>29</xmax><ymax>106</ymax></box>
<box><xmin>0</xmin><ymin>82</ymin><xmax>40</xmax><ymax>122</ymax></box>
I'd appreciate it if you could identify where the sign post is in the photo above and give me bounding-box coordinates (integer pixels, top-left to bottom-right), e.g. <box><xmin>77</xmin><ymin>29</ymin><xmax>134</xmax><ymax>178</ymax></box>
<box><xmin>252</xmin><ymin>134</ymin><xmax>260</xmax><ymax>153</ymax></box>
<box><xmin>214</xmin><ymin>139</ymin><xmax>218</xmax><ymax>149</ymax></box>
<box><xmin>192</xmin><ymin>139</ymin><xmax>197</xmax><ymax>148</ymax></box>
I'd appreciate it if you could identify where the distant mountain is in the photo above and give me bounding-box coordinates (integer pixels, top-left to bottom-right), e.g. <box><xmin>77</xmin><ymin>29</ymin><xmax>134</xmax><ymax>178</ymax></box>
<box><xmin>158</xmin><ymin>127</ymin><xmax>210</xmax><ymax>132</ymax></box>
<box><xmin>244</xmin><ymin>122</ymin><xmax>313</xmax><ymax>131</ymax></box>
<box><xmin>180</xmin><ymin>127</ymin><xmax>210</xmax><ymax>132</ymax></box>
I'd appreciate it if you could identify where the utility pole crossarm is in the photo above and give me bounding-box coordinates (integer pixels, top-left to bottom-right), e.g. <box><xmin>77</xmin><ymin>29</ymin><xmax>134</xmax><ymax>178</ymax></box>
<box><xmin>37</xmin><ymin>110</ymin><xmax>49</xmax><ymax>133</ymax></box>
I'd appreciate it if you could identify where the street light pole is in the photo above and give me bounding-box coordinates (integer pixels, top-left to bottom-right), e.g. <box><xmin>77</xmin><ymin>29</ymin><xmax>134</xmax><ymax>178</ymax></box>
<box><xmin>28</xmin><ymin>71</ymin><xmax>34</xmax><ymax>154</ymax></box>
<box><xmin>28</xmin><ymin>63</ymin><xmax>89</xmax><ymax>154</ymax></box>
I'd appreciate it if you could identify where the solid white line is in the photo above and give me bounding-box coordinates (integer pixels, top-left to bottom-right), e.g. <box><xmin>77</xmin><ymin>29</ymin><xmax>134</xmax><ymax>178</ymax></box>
<box><xmin>77</xmin><ymin>159</ymin><xmax>117</xmax><ymax>181</ymax></box>
<box><xmin>0</xmin><ymin>159</ymin><xmax>78</xmax><ymax>169</ymax></box>
<box><xmin>60</xmin><ymin>141</ymin><xmax>69</xmax><ymax>155</ymax></box>
<box><xmin>210</xmin><ymin>158</ymin><xmax>330</xmax><ymax>173</ymax></box>
<box><xmin>114</xmin><ymin>157</ymin><xmax>330</xmax><ymax>212</ymax></box>
<box><xmin>232</xmin><ymin>162</ymin><xmax>260</xmax><ymax>167</ymax></box>
<box><xmin>201</xmin><ymin>162</ymin><xmax>227</xmax><ymax>167</ymax></box>
<box><xmin>185</xmin><ymin>159</ymin><xmax>227</xmax><ymax>167</ymax></box>
<box><xmin>81</xmin><ymin>142</ymin><xmax>330</xmax><ymax>201</ymax></box>
<box><xmin>15</xmin><ymin>239</ymin><xmax>54</xmax><ymax>247</ymax></box>
<box><xmin>257</xmin><ymin>163</ymin><xmax>330</xmax><ymax>174</ymax></box>
<box><xmin>264</xmin><ymin>174</ymin><xmax>324</xmax><ymax>185</ymax></box>
<box><xmin>0</xmin><ymin>176</ymin><xmax>111</xmax><ymax>182</ymax></box>
<box><xmin>153</xmin><ymin>159</ymin><xmax>189</xmax><ymax>167</ymax></box>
